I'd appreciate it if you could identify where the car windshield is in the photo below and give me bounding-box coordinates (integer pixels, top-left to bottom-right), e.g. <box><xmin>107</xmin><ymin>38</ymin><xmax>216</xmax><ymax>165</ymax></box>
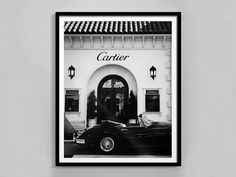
<box><xmin>101</xmin><ymin>120</ymin><xmax>126</xmax><ymax>127</ymax></box>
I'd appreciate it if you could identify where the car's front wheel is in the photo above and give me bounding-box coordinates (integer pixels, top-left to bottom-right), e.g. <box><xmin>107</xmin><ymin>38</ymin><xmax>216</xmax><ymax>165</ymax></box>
<box><xmin>99</xmin><ymin>136</ymin><xmax>115</xmax><ymax>153</ymax></box>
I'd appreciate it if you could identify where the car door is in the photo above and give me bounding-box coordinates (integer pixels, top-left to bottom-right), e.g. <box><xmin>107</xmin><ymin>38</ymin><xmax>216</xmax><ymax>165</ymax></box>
<box><xmin>120</xmin><ymin>126</ymin><xmax>149</xmax><ymax>147</ymax></box>
<box><xmin>140</xmin><ymin>124</ymin><xmax>171</xmax><ymax>147</ymax></box>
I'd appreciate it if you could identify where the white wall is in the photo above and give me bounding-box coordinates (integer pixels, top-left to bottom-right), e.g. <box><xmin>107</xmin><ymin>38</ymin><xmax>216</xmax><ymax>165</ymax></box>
<box><xmin>65</xmin><ymin>49</ymin><xmax>171</xmax><ymax>123</ymax></box>
<box><xmin>1</xmin><ymin>0</ymin><xmax>236</xmax><ymax>177</ymax></box>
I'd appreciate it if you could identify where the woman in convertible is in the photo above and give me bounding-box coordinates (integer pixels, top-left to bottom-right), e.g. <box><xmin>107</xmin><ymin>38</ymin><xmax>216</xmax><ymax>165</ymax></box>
<box><xmin>138</xmin><ymin>114</ymin><xmax>153</xmax><ymax>128</ymax></box>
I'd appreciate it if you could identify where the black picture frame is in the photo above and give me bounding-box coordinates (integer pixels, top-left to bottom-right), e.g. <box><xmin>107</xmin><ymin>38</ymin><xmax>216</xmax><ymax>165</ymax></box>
<box><xmin>56</xmin><ymin>12</ymin><xmax>181</xmax><ymax>166</ymax></box>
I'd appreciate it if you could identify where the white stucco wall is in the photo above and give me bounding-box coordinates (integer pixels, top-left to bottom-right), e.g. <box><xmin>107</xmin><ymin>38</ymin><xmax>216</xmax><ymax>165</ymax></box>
<box><xmin>1</xmin><ymin>0</ymin><xmax>236</xmax><ymax>177</ymax></box>
<box><xmin>64</xmin><ymin>47</ymin><xmax>171</xmax><ymax>128</ymax></box>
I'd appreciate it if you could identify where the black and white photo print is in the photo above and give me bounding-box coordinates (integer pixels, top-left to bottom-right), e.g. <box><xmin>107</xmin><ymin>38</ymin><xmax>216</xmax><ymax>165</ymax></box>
<box><xmin>56</xmin><ymin>12</ymin><xmax>181</xmax><ymax>166</ymax></box>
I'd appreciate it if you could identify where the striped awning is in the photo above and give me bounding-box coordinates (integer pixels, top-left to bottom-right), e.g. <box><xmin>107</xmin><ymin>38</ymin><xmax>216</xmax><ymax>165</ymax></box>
<box><xmin>64</xmin><ymin>21</ymin><xmax>171</xmax><ymax>34</ymax></box>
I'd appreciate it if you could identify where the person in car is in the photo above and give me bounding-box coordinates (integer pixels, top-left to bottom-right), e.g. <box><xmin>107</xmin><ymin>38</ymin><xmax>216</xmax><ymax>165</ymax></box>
<box><xmin>138</xmin><ymin>114</ymin><xmax>153</xmax><ymax>128</ymax></box>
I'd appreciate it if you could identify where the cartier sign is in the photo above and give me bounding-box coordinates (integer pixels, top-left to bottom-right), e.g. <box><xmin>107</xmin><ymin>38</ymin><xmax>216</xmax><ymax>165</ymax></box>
<box><xmin>97</xmin><ymin>52</ymin><xmax>129</xmax><ymax>61</ymax></box>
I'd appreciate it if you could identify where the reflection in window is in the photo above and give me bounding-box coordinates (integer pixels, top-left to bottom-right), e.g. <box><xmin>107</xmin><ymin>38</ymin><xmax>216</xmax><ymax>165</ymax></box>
<box><xmin>114</xmin><ymin>80</ymin><xmax>124</xmax><ymax>88</ymax></box>
<box><xmin>145</xmin><ymin>90</ymin><xmax>160</xmax><ymax>112</ymax></box>
<box><xmin>102</xmin><ymin>79</ymin><xmax>112</xmax><ymax>88</ymax></box>
<box><xmin>65</xmin><ymin>90</ymin><xmax>79</xmax><ymax>112</ymax></box>
<box><xmin>115</xmin><ymin>93</ymin><xmax>125</xmax><ymax>117</ymax></box>
<box><xmin>102</xmin><ymin>79</ymin><xmax>124</xmax><ymax>88</ymax></box>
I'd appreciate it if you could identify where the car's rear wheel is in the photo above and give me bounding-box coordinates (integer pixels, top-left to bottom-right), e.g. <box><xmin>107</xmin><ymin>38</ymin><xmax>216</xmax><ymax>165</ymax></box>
<box><xmin>99</xmin><ymin>136</ymin><xmax>115</xmax><ymax>153</ymax></box>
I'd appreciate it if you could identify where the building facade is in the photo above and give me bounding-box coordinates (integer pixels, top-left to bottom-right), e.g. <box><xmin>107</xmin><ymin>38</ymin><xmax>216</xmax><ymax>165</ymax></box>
<box><xmin>64</xmin><ymin>21</ymin><xmax>172</xmax><ymax>131</ymax></box>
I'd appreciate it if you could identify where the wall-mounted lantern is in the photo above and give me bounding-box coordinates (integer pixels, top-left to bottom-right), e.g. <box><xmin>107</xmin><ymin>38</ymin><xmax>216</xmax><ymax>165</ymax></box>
<box><xmin>68</xmin><ymin>65</ymin><xmax>75</xmax><ymax>79</ymax></box>
<box><xmin>150</xmin><ymin>66</ymin><xmax>157</xmax><ymax>80</ymax></box>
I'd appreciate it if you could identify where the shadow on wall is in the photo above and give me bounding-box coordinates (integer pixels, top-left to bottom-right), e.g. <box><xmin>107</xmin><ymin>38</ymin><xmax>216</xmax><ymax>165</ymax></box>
<box><xmin>64</xmin><ymin>116</ymin><xmax>75</xmax><ymax>140</ymax></box>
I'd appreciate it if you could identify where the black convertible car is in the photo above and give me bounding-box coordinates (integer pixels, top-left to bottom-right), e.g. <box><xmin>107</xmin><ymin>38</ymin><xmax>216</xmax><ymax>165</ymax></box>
<box><xmin>73</xmin><ymin>119</ymin><xmax>171</xmax><ymax>154</ymax></box>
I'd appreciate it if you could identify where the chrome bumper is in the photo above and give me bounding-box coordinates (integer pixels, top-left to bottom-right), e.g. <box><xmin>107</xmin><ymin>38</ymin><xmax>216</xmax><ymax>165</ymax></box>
<box><xmin>75</xmin><ymin>139</ymin><xmax>85</xmax><ymax>144</ymax></box>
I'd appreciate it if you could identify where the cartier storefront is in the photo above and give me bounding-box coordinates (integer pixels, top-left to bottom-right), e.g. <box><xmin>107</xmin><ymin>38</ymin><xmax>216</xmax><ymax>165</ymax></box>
<box><xmin>63</xmin><ymin>20</ymin><xmax>172</xmax><ymax>133</ymax></box>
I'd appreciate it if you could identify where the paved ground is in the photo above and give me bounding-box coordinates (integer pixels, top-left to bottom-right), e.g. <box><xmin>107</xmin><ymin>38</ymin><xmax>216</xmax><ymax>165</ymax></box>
<box><xmin>64</xmin><ymin>142</ymin><xmax>171</xmax><ymax>158</ymax></box>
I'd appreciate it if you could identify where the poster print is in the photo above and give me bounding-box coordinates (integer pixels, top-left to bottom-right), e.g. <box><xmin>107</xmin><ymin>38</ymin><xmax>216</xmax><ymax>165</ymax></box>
<box><xmin>56</xmin><ymin>12</ymin><xmax>181</xmax><ymax>166</ymax></box>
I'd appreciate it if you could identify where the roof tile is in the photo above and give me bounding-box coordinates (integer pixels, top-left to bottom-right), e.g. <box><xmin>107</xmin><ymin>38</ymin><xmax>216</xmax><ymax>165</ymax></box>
<box><xmin>64</xmin><ymin>21</ymin><xmax>171</xmax><ymax>34</ymax></box>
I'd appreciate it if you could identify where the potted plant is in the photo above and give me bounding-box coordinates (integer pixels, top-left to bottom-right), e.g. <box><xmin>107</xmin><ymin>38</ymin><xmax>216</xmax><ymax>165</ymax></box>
<box><xmin>128</xmin><ymin>91</ymin><xmax>137</xmax><ymax>124</ymax></box>
<box><xmin>87</xmin><ymin>90</ymin><xmax>97</xmax><ymax>127</ymax></box>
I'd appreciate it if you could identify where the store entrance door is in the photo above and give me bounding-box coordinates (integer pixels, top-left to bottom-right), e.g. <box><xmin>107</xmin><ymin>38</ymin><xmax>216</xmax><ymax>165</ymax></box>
<box><xmin>97</xmin><ymin>75</ymin><xmax>129</xmax><ymax>124</ymax></box>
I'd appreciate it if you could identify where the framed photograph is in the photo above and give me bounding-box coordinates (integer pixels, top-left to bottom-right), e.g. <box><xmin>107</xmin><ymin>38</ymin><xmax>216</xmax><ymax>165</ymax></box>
<box><xmin>56</xmin><ymin>12</ymin><xmax>181</xmax><ymax>166</ymax></box>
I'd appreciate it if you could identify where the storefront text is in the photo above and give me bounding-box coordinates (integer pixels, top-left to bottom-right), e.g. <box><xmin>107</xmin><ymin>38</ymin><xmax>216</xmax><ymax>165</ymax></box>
<box><xmin>97</xmin><ymin>52</ymin><xmax>129</xmax><ymax>61</ymax></box>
